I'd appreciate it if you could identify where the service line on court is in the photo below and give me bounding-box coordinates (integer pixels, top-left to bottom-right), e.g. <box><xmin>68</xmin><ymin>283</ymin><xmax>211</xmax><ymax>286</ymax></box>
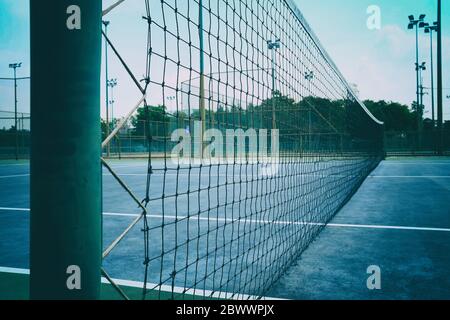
<box><xmin>1</xmin><ymin>207</ymin><xmax>449</xmax><ymax>233</ymax></box>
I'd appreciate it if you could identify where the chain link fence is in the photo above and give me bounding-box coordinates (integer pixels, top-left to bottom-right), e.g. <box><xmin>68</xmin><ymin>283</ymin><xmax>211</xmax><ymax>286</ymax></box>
<box><xmin>0</xmin><ymin>77</ymin><xmax>30</xmax><ymax>159</ymax></box>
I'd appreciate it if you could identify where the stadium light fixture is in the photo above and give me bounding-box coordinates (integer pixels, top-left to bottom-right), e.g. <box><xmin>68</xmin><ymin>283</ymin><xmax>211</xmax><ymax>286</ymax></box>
<box><xmin>267</xmin><ymin>39</ymin><xmax>281</xmax><ymax>50</ymax></box>
<box><xmin>304</xmin><ymin>71</ymin><xmax>314</xmax><ymax>81</ymax></box>
<box><xmin>107</xmin><ymin>78</ymin><xmax>118</xmax><ymax>127</ymax></box>
<box><xmin>9</xmin><ymin>62</ymin><xmax>22</xmax><ymax>69</ymax></box>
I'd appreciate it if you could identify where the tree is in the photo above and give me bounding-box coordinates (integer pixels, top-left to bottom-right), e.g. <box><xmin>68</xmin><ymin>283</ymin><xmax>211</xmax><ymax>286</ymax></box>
<box><xmin>364</xmin><ymin>100</ymin><xmax>415</xmax><ymax>131</ymax></box>
<box><xmin>131</xmin><ymin>105</ymin><xmax>170</xmax><ymax>137</ymax></box>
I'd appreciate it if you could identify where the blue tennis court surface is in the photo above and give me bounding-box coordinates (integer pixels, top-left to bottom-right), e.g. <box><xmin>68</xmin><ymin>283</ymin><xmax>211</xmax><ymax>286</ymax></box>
<box><xmin>268</xmin><ymin>158</ymin><xmax>450</xmax><ymax>299</ymax></box>
<box><xmin>1</xmin><ymin>158</ymin><xmax>450</xmax><ymax>299</ymax></box>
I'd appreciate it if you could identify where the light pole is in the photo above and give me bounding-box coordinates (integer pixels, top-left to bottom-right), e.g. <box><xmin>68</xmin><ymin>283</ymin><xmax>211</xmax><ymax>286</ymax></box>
<box><xmin>107</xmin><ymin>78</ymin><xmax>117</xmax><ymax>129</ymax></box>
<box><xmin>167</xmin><ymin>95</ymin><xmax>179</xmax><ymax>128</ymax></box>
<box><xmin>422</xmin><ymin>22</ymin><xmax>438</xmax><ymax>125</ymax></box>
<box><xmin>417</xmin><ymin>62</ymin><xmax>426</xmax><ymax>150</ymax></box>
<box><xmin>103</xmin><ymin>20</ymin><xmax>111</xmax><ymax>157</ymax></box>
<box><xmin>199</xmin><ymin>0</ymin><xmax>205</xmax><ymax>157</ymax></box>
<box><xmin>305</xmin><ymin>71</ymin><xmax>314</xmax><ymax>151</ymax></box>
<box><xmin>408</xmin><ymin>14</ymin><xmax>426</xmax><ymax>150</ymax></box>
<box><xmin>436</xmin><ymin>0</ymin><xmax>443</xmax><ymax>155</ymax></box>
<box><xmin>418</xmin><ymin>62</ymin><xmax>426</xmax><ymax>114</ymax></box>
<box><xmin>166</xmin><ymin>96</ymin><xmax>176</xmax><ymax>110</ymax></box>
<box><xmin>9</xmin><ymin>62</ymin><xmax>22</xmax><ymax>160</ymax></box>
<box><xmin>267</xmin><ymin>39</ymin><xmax>281</xmax><ymax>130</ymax></box>
<box><xmin>408</xmin><ymin>15</ymin><xmax>426</xmax><ymax>111</ymax></box>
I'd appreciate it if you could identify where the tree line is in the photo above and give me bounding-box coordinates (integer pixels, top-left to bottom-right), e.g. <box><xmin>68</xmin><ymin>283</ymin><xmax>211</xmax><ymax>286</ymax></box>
<box><xmin>125</xmin><ymin>96</ymin><xmax>440</xmax><ymax>137</ymax></box>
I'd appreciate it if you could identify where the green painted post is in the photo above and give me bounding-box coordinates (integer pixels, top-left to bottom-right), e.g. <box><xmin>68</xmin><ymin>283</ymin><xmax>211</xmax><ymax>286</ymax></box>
<box><xmin>30</xmin><ymin>1</ymin><xmax>102</xmax><ymax>299</ymax></box>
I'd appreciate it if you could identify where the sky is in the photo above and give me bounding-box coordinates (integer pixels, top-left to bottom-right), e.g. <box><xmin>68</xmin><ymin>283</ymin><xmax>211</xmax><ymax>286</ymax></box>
<box><xmin>296</xmin><ymin>0</ymin><xmax>450</xmax><ymax>119</ymax></box>
<box><xmin>0</xmin><ymin>0</ymin><xmax>449</xmax><ymax>120</ymax></box>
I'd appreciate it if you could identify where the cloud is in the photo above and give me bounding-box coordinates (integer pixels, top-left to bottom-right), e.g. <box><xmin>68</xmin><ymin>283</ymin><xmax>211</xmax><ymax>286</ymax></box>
<box><xmin>375</xmin><ymin>24</ymin><xmax>450</xmax><ymax>59</ymax></box>
<box><xmin>375</xmin><ymin>25</ymin><xmax>415</xmax><ymax>58</ymax></box>
<box><xmin>333</xmin><ymin>23</ymin><xmax>450</xmax><ymax>109</ymax></box>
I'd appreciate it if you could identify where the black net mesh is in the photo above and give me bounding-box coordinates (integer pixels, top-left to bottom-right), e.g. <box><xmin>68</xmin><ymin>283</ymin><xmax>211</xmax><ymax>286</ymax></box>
<box><xmin>101</xmin><ymin>0</ymin><xmax>384</xmax><ymax>300</ymax></box>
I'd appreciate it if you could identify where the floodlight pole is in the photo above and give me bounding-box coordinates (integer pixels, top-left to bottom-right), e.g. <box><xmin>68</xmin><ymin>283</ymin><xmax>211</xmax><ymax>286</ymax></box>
<box><xmin>199</xmin><ymin>0</ymin><xmax>206</xmax><ymax>158</ymax></box>
<box><xmin>420</xmin><ymin>82</ymin><xmax>424</xmax><ymax>114</ymax></box>
<box><xmin>305</xmin><ymin>71</ymin><xmax>314</xmax><ymax>151</ymax></box>
<box><xmin>436</xmin><ymin>0</ymin><xmax>443</xmax><ymax>155</ymax></box>
<box><xmin>107</xmin><ymin>78</ymin><xmax>117</xmax><ymax>129</ymax></box>
<box><xmin>415</xmin><ymin>24</ymin><xmax>420</xmax><ymax>120</ymax></box>
<box><xmin>419</xmin><ymin>63</ymin><xmax>426</xmax><ymax>118</ymax></box>
<box><xmin>414</xmin><ymin>24</ymin><xmax>422</xmax><ymax>150</ymax></box>
<box><xmin>271</xmin><ymin>47</ymin><xmax>276</xmax><ymax>130</ymax></box>
<box><xmin>103</xmin><ymin>20</ymin><xmax>111</xmax><ymax>157</ymax></box>
<box><xmin>408</xmin><ymin>14</ymin><xmax>426</xmax><ymax>150</ymax></box>
<box><xmin>423</xmin><ymin>21</ymin><xmax>438</xmax><ymax>153</ymax></box>
<box><xmin>30</xmin><ymin>0</ymin><xmax>102</xmax><ymax>299</ymax></box>
<box><xmin>428</xmin><ymin>26</ymin><xmax>436</xmax><ymax>124</ymax></box>
<box><xmin>418</xmin><ymin>62</ymin><xmax>427</xmax><ymax>150</ymax></box>
<box><xmin>9</xmin><ymin>62</ymin><xmax>22</xmax><ymax>160</ymax></box>
<box><xmin>268</xmin><ymin>39</ymin><xmax>280</xmax><ymax>130</ymax></box>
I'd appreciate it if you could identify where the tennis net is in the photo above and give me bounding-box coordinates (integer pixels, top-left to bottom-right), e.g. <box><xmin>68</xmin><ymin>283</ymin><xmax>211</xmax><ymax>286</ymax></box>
<box><xmin>100</xmin><ymin>0</ymin><xmax>384</xmax><ymax>300</ymax></box>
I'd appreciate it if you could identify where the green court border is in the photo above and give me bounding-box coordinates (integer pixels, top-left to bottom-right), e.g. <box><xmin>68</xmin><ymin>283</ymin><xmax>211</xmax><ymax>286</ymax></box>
<box><xmin>0</xmin><ymin>271</ymin><xmax>222</xmax><ymax>300</ymax></box>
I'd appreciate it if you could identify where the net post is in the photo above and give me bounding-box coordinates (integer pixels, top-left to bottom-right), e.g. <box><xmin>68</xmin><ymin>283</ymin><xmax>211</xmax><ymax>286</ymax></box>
<box><xmin>30</xmin><ymin>0</ymin><xmax>102</xmax><ymax>299</ymax></box>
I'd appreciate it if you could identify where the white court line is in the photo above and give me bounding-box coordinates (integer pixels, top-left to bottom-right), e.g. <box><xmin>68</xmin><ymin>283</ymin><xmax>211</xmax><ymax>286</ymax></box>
<box><xmin>0</xmin><ymin>174</ymin><xmax>30</xmax><ymax>179</ymax></box>
<box><xmin>324</xmin><ymin>223</ymin><xmax>450</xmax><ymax>233</ymax></box>
<box><xmin>0</xmin><ymin>267</ymin><xmax>29</xmax><ymax>275</ymax></box>
<box><xmin>0</xmin><ymin>267</ymin><xmax>283</xmax><ymax>300</ymax></box>
<box><xmin>0</xmin><ymin>207</ymin><xmax>30</xmax><ymax>212</ymax></box>
<box><xmin>1</xmin><ymin>207</ymin><xmax>450</xmax><ymax>233</ymax></box>
<box><xmin>105</xmin><ymin>164</ymin><xmax>149</xmax><ymax>169</ymax></box>
<box><xmin>0</xmin><ymin>163</ymin><xmax>29</xmax><ymax>167</ymax></box>
<box><xmin>107</xmin><ymin>212</ymin><xmax>450</xmax><ymax>233</ymax></box>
